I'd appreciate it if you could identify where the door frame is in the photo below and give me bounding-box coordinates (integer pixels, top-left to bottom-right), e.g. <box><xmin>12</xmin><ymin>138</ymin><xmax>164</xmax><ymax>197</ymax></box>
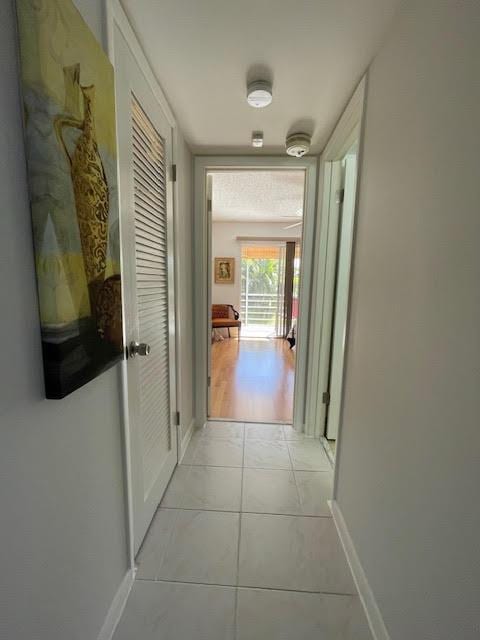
<box><xmin>325</xmin><ymin>149</ymin><xmax>358</xmax><ymax>442</ymax></box>
<box><xmin>304</xmin><ymin>77</ymin><xmax>366</xmax><ymax>462</ymax></box>
<box><xmin>106</xmin><ymin>0</ymin><xmax>181</xmax><ymax>566</ymax></box>
<box><xmin>194</xmin><ymin>156</ymin><xmax>318</xmax><ymax>431</ymax></box>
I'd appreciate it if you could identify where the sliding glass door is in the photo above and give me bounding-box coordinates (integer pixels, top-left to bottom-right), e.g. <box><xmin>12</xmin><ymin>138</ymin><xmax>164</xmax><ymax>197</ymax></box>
<box><xmin>240</xmin><ymin>243</ymin><xmax>300</xmax><ymax>338</ymax></box>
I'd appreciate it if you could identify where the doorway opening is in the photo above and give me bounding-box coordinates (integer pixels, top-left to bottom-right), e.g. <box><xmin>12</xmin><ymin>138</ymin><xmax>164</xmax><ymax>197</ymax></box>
<box><xmin>208</xmin><ymin>169</ymin><xmax>305</xmax><ymax>424</ymax></box>
<box><xmin>240</xmin><ymin>242</ymin><xmax>301</xmax><ymax>339</ymax></box>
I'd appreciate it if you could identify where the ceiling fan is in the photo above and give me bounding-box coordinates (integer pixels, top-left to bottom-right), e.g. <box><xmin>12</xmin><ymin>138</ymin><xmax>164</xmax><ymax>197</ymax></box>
<box><xmin>283</xmin><ymin>206</ymin><xmax>303</xmax><ymax>230</ymax></box>
<box><xmin>283</xmin><ymin>220</ymin><xmax>303</xmax><ymax>230</ymax></box>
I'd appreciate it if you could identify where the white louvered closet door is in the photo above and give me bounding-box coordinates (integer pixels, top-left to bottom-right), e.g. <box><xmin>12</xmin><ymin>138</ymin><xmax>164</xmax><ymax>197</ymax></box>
<box><xmin>114</xmin><ymin>25</ymin><xmax>177</xmax><ymax>555</ymax></box>
<box><xmin>132</xmin><ymin>96</ymin><xmax>172</xmax><ymax>490</ymax></box>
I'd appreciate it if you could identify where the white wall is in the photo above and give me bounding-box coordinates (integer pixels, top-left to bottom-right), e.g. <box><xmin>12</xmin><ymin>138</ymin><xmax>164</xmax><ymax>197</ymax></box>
<box><xmin>211</xmin><ymin>221</ymin><xmax>301</xmax><ymax>312</ymax></box>
<box><xmin>0</xmin><ymin>2</ymin><xmax>128</xmax><ymax>639</ymax></box>
<box><xmin>335</xmin><ymin>1</ymin><xmax>480</xmax><ymax>639</ymax></box>
<box><xmin>0</xmin><ymin>1</ymin><xmax>196</xmax><ymax>638</ymax></box>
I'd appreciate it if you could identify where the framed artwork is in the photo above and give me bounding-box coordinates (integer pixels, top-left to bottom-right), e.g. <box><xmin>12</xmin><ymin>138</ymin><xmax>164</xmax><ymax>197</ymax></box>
<box><xmin>214</xmin><ymin>257</ymin><xmax>235</xmax><ymax>284</ymax></box>
<box><xmin>16</xmin><ymin>0</ymin><xmax>123</xmax><ymax>398</ymax></box>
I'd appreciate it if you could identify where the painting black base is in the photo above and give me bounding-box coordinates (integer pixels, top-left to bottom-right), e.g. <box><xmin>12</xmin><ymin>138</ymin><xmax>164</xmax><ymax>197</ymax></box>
<box><xmin>42</xmin><ymin>318</ymin><xmax>123</xmax><ymax>399</ymax></box>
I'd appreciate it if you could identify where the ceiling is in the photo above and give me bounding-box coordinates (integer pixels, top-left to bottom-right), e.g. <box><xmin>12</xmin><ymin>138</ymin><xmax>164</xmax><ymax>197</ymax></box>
<box><xmin>211</xmin><ymin>170</ymin><xmax>305</xmax><ymax>222</ymax></box>
<box><xmin>121</xmin><ymin>0</ymin><xmax>400</xmax><ymax>154</ymax></box>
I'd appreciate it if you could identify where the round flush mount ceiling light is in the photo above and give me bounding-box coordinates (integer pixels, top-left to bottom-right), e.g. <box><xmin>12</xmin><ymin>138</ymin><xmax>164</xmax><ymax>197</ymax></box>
<box><xmin>247</xmin><ymin>80</ymin><xmax>273</xmax><ymax>108</ymax></box>
<box><xmin>285</xmin><ymin>132</ymin><xmax>311</xmax><ymax>157</ymax></box>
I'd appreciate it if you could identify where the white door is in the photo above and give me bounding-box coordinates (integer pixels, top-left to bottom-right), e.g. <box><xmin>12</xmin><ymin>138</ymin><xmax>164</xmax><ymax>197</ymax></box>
<box><xmin>114</xmin><ymin>25</ymin><xmax>177</xmax><ymax>554</ymax></box>
<box><xmin>326</xmin><ymin>151</ymin><xmax>358</xmax><ymax>440</ymax></box>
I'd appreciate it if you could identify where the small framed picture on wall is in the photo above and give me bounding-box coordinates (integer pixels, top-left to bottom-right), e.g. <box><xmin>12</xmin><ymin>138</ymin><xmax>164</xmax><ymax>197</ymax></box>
<box><xmin>215</xmin><ymin>257</ymin><xmax>235</xmax><ymax>284</ymax></box>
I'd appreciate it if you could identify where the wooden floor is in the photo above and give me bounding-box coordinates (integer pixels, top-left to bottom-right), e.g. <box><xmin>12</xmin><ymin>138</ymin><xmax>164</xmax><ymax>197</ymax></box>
<box><xmin>210</xmin><ymin>337</ymin><xmax>295</xmax><ymax>423</ymax></box>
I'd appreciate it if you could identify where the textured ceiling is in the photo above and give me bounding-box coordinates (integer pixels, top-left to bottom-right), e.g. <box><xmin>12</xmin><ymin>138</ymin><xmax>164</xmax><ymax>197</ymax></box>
<box><xmin>121</xmin><ymin>0</ymin><xmax>400</xmax><ymax>154</ymax></box>
<box><xmin>211</xmin><ymin>170</ymin><xmax>305</xmax><ymax>222</ymax></box>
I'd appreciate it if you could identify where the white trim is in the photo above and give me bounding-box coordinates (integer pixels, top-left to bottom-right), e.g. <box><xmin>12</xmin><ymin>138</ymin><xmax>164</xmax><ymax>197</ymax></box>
<box><xmin>178</xmin><ymin>418</ymin><xmax>196</xmax><ymax>462</ymax></box>
<box><xmin>106</xmin><ymin>0</ymin><xmax>176</xmax><ymax>128</ymax></box>
<box><xmin>304</xmin><ymin>76</ymin><xmax>366</xmax><ymax>442</ymax></box>
<box><xmin>97</xmin><ymin>569</ymin><xmax>135</xmax><ymax>640</ymax></box>
<box><xmin>330</xmin><ymin>500</ymin><xmax>390</xmax><ymax>640</ymax></box>
<box><xmin>105</xmin><ymin>10</ymin><xmax>135</xmax><ymax>574</ymax></box>
<box><xmin>332</xmin><ymin>74</ymin><xmax>370</xmax><ymax>500</ymax></box>
<box><xmin>323</xmin><ymin>79</ymin><xmax>366</xmax><ymax>161</ymax></box>
<box><xmin>172</xmin><ymin>126</ymin><xmax>183</xmax><ymax>466</ymax></box>
<box><xmin>118</xmin><ymin>360</ymin><xmax>135</xmax><ymax>572</ymax></box>
<box><xmin>193</xmin><ymin>156</ymin><xmax>318</xmax><ymax>431</ymax></box>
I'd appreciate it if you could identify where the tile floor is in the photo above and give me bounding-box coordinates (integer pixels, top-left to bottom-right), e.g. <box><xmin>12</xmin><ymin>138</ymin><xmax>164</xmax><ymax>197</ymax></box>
<box><xmin>113</xmin><ymin>422</ymin><xmax>372</xmax><ymax>640</ymax></box>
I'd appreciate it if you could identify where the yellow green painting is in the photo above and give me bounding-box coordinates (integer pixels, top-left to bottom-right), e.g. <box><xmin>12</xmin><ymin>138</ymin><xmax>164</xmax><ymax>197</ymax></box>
<box><xmin>16</xmin><ymin>0</ymin><xmax>123</xmax><ymax>398</ymax></box>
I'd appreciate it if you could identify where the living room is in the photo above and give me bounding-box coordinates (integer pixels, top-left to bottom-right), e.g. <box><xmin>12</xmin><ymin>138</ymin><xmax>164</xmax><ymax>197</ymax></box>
<box><xmin>209</xmin><ymin>169</ymin><xmax>304</xmax><ymax>423</ymax></box>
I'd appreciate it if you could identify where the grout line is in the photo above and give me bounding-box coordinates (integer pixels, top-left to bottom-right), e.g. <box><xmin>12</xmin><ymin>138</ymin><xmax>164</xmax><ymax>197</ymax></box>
<box><xmin>198</xmin><ymin>434</ymin><xmax>294</xmax><ymax>443</ymax></box>
<box><xmin>196</xmin><ymin>436</ymin><xmax>245</xmax><ymax>441</ymax></box>
<box><xmin>181</xmin><ymin>434</ymin><xmax>200</xmax><ymax>465</ymax></box>
<box><xmin>237</xmin><ymin>582</ymin><xmax>358</xmax><ymax>598</ymax></box>
<box><xmin>135</xmin><ymin>576</ymin><xmax>358</xmax><ymax>598</ymax></box>
<box><xmin>181</xmin><ymin>462</ymin><xmax>322</xmax><ymax>471</ymax></box>
<box><xmin>140</xmin><ymin>458</ymin><xmax>199</xmax><ymax>580</ymax></box>
<box><xmin>159</xmin><ymin>506</ymin><xmax>332</xmax><ymax>518</ymax></box>
<box><xmin>286</xmin><ymin>442</ymin><xmax>304</xmax><ymax>514</ymax></box>
<box><xmin>209</xmin><ymin>418</ymin><xmax>292</xmax><ymax>426</ymax></box>
<box><xmin>205</xmin><ymin>419</ymin><xmax>245</xmax><ymax>425</ymax></box>
<box><xmin>137</xmin><ymin>576</ymin><xmax>236</xmax><ymax>588</ymax></box>
<box><xmin>179</xmin><ymin>463</ymin><xmax>244</xmax><ymax>469</ymax></box>
<box><xmin>152</xmin><ymin>507</ymin><xmax>184</xmax><ymax>582</ymax></box>
<box><xmin>134</xmin><ymin>467</ymin><xmax>181</xmax><ymax>568</ymax></box>
<box><xmin>179</xmin><ymin>461</ymin><xmax>332</xmax><ymax>472</ymax></box>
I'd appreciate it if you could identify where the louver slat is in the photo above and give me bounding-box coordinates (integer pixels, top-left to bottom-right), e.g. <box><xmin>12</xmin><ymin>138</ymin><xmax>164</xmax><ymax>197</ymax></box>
<box><xmin>131</xmin><ymin>95</ymin><xmax>171</xmax><ymax>494</ymax></box>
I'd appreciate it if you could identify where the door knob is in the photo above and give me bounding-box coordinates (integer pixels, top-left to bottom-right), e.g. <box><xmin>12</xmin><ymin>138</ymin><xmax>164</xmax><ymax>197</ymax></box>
<box><xmin>129</xmin><ymin>341</ymin><xmax>151</xmax><ymax>358</ymax></box>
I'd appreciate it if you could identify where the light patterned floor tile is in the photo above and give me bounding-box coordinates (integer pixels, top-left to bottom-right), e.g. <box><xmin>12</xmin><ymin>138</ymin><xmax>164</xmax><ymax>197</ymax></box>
<box><xmin>295</xmin><ymin>470</ymin><xmax>333</xmax><ymax>516</ymax></box>
<box><xmin>242</xmin><ymin>468</ymin><xmax>302</xmax><ymax>515</ymax></box>
<box><xmin>162</xmin><ymin>465</ymin><xmax>242</xmax><ymax>511</ymax></box>
<box><xmin>113</xmin><ymin>580</ymin><xmax>235</xmax><ymax>640</ymax></box>
<box><xmin>238</xmin><ymin>513</ymin><xmax>356</xmax><ymax>594</ymax></box>
<box><xmin>244</xmin><ymin>440</ymin><xmax>291</xmax><ymax>469</ymax></box>
<box><xmin>157</xmin><ymin>509</ymin><xmax>239</xmax><ymax>585</ymax></box>
<box><xmin>202</xmin><ymin>421</ymin><xmax>245</xmax><ymax>439</ymax></box>
<box><xmin>245</xmin><ymin>423</ymin><xmax>286</xmax><ymax>440</ymax></box>
<box><xmin>186</xmin><ymin>437</ymin><xmax>244</xmax><ymax>467</ymax></box>
<box><xmin>237</xmin><ymin>588</ymin><xmax>372</xmax><ymax>640</ymax></box>
<box><xmin>288</xmin><ymin>441</ymin><xmax>332</xmax><ymax>471</ymax></box>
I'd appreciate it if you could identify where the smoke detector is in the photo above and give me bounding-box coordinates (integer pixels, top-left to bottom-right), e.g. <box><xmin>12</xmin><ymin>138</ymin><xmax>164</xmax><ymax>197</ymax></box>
<box><xmin>285</xmin><ymin>132</ymin><xmax>311</xmax><ymax>157</ymax></box>
<box><xmin>247</xmin><ymin>80</ymin><xmax>273</xmax><ymax>108</ymax></box>
<box><xmin>252</xmin><ymin>131</ymin><xmax>264</xmax><ymax>148</ymax></box>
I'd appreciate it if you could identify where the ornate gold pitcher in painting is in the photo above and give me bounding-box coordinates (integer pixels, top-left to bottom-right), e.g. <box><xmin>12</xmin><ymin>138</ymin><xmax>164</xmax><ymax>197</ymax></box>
<box><xmin>54</xmin><ymin>64</ymin><xmax>109</xmax><ymax>321</ymax></box>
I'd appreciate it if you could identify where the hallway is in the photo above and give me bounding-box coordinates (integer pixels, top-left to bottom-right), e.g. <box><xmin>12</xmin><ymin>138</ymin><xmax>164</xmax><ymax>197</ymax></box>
<box><xmin>4</xmin><ymin>1</ymin><xmax>479</xmax><ymax>639</ymax></box>
<box><xmin>210</xmin><ymin>339</ymin><xmax>295</xmax><ymax>422</ymax></box>
<box><xmin>113</xmin><ymin>422</ymin><xmax>371</xmax><ymax>639</ymax></box>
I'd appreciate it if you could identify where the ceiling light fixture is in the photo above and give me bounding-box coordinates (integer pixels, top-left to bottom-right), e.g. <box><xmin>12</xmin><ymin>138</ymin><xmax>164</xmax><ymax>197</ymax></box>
<box><xmin>247</xmin><ymin>80</ymin><xmax>273</xmax><ymax>108</ymax></box>
<box><xmin>252</xmin><ymin>131</ymin><xmax>264</xmax><ymax>148</ymax></box>
<box><xmin>285</xmin><ymin>132</ymin><xmax>311</xmax><ymax>157</ymax></box>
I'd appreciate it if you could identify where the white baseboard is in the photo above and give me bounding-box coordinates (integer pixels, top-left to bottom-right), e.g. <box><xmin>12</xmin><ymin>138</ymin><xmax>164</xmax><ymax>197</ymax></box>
<box><xmin>178</xmin><ymin>418</ymin><xmax>196</xmax><ymax>462</ymax></box>
<box><xmin>320</xmin><ymin>436</ymin><xmax>336</xmax><ymax>466</ymax></box>
<box><xmin>97</xmin><ymin>568</ymin><xmax>135</xmax><ymax>640</ymax></box>
<box><xmin>329</xmin><ymin>500</ymin><xmax>390</xmax><ymax>640</ymax></box>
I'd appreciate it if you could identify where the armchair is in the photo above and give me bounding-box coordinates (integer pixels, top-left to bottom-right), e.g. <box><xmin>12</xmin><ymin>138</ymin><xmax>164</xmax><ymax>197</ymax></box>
<box><xmin>211</xmin><ymin>304</ymin><xmax>241</xmax><ymax>338</ymax></box>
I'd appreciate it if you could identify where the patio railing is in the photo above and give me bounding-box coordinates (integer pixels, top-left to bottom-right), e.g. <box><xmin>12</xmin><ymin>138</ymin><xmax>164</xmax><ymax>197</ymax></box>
<box><xmin>240</xmin><ymin>292</ymin><xmax>282</xmax><ymax>327</ymax></box>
